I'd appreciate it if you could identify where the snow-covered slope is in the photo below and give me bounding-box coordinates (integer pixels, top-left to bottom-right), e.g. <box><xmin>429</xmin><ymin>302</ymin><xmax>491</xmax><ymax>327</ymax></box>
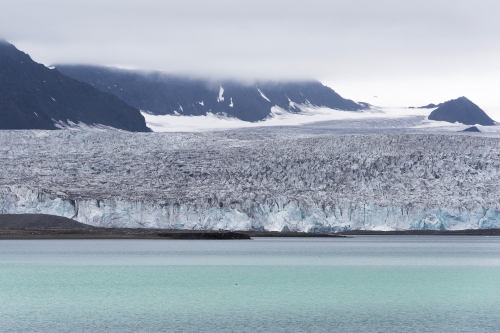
<box><xmin>142</xmin><ymin>105</ymin><xmax>415</xmax><ymax>132</ymax></box>
<box><xmin>1</xmin><ymin>130</ymin><xmax>500</xmax><ymax>231</ymax></box>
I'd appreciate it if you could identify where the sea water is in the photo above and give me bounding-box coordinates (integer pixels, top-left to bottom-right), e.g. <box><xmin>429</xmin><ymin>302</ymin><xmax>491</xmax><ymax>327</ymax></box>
<box><xmin>1</xmin><ymin>236</ymin><xmax>499</xmax><ymax>333</ymax></box>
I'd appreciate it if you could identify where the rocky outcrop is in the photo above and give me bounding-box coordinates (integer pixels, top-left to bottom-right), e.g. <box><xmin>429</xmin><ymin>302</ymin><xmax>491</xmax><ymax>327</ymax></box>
<box><xmin>1</xmin><ymin>130</ymin><xmax>500</xmax><ymax>231</ymax></box>
<box><xmin>428</xmin><ymin>97</ymin><xmax>495</xmax><ymax>126</ymax></box>
<box><xmin>462</xmin><ymin>126</ymin><xmax>481</xmax><ymax>132</ymax></box>
<box><xmin>0</xmin><ymin>213</ymin><xmax>92</xmax><ymax>229</ymax></box>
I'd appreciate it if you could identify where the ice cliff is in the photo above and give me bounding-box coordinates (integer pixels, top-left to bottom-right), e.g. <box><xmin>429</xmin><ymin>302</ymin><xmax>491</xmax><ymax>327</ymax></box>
<box><xmin>1</xmin><ymin>130</ymin><xmax>500</xmax><ymax>232</ymax></box>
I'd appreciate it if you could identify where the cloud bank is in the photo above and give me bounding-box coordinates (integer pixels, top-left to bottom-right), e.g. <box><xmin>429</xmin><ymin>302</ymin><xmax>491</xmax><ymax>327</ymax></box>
<box><xmin>1</xmin><ymin>0</ymin><xmax>499</xmax><ymax>116</ymax></box>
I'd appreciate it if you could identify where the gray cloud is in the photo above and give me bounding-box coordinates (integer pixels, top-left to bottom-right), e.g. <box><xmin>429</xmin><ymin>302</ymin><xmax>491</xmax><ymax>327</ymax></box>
<box><xmin>1</xmin><ymin>0</ymin><xmax>500</xmax><ymax>116</ymax></box>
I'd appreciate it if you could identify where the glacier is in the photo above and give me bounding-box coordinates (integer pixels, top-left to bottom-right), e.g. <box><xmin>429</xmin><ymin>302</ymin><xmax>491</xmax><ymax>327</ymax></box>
<box><xmin>1</xmin><ymin>130</ymin><xmax>500</xmax><ymax>231</ymax></box>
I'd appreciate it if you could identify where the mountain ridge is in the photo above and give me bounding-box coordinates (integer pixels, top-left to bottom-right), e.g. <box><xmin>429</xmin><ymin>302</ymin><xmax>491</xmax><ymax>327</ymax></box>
<box><xmin>56</xmin><ymin>65</ymin><xmax>367</xmax><ymax>122</ymax></box>
<box><xmin>0</xmin><ymin>41</ymin><xmax>150</xmax><ymax>131</ymax></box>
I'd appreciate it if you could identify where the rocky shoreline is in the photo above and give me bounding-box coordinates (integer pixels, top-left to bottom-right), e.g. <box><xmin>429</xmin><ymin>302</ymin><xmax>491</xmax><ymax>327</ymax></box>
<box><xmin>0</xmin><ymin>227</ymin><xmax>351</xmax><ymax>240</ymax></box>
<box><xmin>1</xmin><ymin>226</ymin><xmax>498</xmax><ymax>240</ymax></box>
<box><xmin>338</xmin><ymin>229</ymin><xmax>500</xmax><ymax>236</ymax></box>
<box><xmin>1</xmin><ymin>214</ymin><xmax>499</xmax><ymax>239</ymax></box>
<box><xmin>0</xmin><ymin>227</ymin><xmax>245</xmax><ymax>240</ymax></box>
<box><xmin>0</xmin><ymin>214</ymin><xmax>343</xmax><ymax>239</ymax></box>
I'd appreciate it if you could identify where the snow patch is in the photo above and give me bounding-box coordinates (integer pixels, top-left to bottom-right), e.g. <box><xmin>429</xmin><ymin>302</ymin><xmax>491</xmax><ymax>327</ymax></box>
<box><xmin>53</xmin><ymin>120</ymin><xmax>121</xmax><ymax>131</ymax></box>
<box><xmin>229</xmin><ymin>98</ymin><xmax>233</xmax><ymax>108</ymax></box>
<box><xmin>257</xmin><ymin>88</ymin><xmax>271</xmax><ymax>102</ymax></box>
<box><xmin>142</xmin><ymin>112</ymin><xmax>246</xmax><ymax>132</ymax></box>
<box><xmin>217</xmin><ymin>86</ymin><xmax>225</xmax><ymax>102</ymax></box>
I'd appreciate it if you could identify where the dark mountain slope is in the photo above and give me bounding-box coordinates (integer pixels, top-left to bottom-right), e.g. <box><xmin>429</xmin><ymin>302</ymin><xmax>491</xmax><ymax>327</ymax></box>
<box><xmin>56</xmin><ymin>65</ymin><xmax>365</xmax><ymax>122</ymax></box>
<box><xmin>0</xmin><ymin>41</ymin><xmax>150</xmax><ymax>131</ymax></box>
<box><xmin>462</xmin><ymin>126</ymin><xmax>481</xmax><ymax>132</ymax></box>
<box><xmin>428</xmin><ymin>97</ymin><xmax>495</xmax><ymax>126</ymax></box>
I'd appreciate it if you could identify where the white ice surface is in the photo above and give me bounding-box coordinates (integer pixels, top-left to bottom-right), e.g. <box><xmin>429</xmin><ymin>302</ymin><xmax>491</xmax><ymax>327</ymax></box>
<box><xmin>141</xmin><ymin>105</ymin><xmax>437</xmax><ymax>132</ymax></box>
<box><xmin>143</xmin><ymin>104</ymin><xmax>500</xmax><ymax>134</ymax></box>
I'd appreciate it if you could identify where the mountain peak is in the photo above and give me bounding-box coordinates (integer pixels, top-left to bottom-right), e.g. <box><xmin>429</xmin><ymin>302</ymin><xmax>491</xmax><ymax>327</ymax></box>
<box><xmin>428</xmin><ymin>97</ymin><xmax>495</xmax><ymax>126</ymax></box>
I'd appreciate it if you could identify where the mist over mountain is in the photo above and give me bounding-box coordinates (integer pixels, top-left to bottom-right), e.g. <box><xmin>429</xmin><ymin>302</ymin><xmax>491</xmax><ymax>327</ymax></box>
<box><xmin>0</xmin><ymin>41</ymin><xmax>150</xmax><ymax>131</ymax></box>
<box><xmin>2</xmin><ymin>40</ymin><xmax>496</xmax><ymax>133</ymax></box>
<box><xmin>56</xmin><ymin>65</ymin><xmax>367</xmax><ymax>122</ymax></box>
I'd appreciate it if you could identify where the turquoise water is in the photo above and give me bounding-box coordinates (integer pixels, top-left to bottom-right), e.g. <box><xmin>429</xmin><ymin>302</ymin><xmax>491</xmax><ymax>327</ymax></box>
<box><xmin>1</xmin><ymin>237</ymin><xmax>500</xmax><ymax>332</ymax></box>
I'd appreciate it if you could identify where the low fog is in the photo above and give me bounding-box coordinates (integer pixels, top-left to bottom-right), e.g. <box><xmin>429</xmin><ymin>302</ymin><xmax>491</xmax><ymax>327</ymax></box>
<box><xmin>1</xmin><ymin>0</ymin><xmax>499</xmax><ymax>116</ymax></box>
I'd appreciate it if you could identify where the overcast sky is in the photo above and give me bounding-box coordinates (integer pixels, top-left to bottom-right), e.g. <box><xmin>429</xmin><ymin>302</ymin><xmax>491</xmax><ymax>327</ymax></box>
<box><xmin>1</xmin><ymin>0</ymin><xmax>499</xmax><ymax>118</ymax></box>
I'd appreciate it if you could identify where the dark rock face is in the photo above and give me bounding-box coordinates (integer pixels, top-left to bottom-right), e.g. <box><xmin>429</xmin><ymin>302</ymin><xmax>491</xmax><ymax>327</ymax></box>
<box><xmin>56</xmin><ymin>65</ymin><xmax>366</xmax><ymax>122</ymax></box>
<box><xmin>0</xmin><ymin>41</ymin><xmax>150</xmax><ymax>131</ymax></box>
<box><xmin>428</xmin><ymin>97</ymin><xmax>495</xmax><ymax>126</ymax></box>
<box><xmin>462</xmin><ymin>126</ymin><xmax>481</xmax><ymax>132</ymax></box>
<box><xmin>0</xmin><ymin>214</ymin><xmax>93</xmax><ymax>229</ymax></box>
<box><xmin>417</xmin><ymin>103</ymin><xmax>440</xmax><ymax>109</ymax></box>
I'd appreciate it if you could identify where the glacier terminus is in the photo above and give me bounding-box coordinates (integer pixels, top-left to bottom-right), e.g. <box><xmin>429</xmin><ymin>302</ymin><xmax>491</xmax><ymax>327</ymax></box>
<box><xmin>1</xmin><ymin>129</ymin><xmax>500</xmax><ymax>232</ymax></box>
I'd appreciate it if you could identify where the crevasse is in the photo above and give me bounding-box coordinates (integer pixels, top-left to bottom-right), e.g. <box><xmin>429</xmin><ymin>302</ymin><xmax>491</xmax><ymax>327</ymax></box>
<box><xmin>2</xmin><ymin>130</ymin><xmax>500</xmax><ymax>231</ymax></box>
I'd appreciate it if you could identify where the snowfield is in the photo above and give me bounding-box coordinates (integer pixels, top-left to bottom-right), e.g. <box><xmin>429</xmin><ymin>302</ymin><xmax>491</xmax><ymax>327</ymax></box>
<box><xmin>142</xmin><ymin>104</ymin><xmax>500</xmax><ymax>134</ymax></box>
<box><xmin>142</xmin><ymin>105</ymin><xmax>428</xmax><ymax>132</ymax></box>
<box><xmin>2</xmin><ymin>129</ymin><xmax>500</xmax><ymax>231</ymax></box>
